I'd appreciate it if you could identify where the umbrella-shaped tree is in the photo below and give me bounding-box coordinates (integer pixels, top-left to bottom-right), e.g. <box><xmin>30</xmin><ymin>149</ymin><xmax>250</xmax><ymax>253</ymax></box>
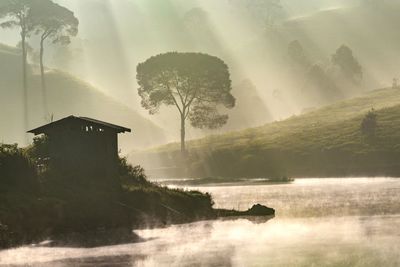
<box><xmin>137</xmin><ymin>52</ymin><xmax>235</xmax><ymax>152</ymax></box>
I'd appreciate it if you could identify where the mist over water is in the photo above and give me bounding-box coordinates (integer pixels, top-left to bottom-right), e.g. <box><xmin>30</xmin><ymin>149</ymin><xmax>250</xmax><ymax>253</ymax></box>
<box><xmin>193</xmin><ymin>178</ymin><xmax>400</xmax><ymax>217</ymax></box>
<box><xmin>1</xmin><ymin>178</ymin><xmax>400</xmax><ymax>266</ymax></box>
<box><xmin>1</xmin><ymin>1</ymin><xmax>400</xmax><ymax>266</ymax></box>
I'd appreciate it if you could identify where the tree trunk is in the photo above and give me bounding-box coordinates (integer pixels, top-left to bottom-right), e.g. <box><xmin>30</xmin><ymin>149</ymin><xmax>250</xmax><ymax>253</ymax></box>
<box><xmin>180</xmin><ymin>113</ymin><xmax>186</xmax><ymax>153</ymax></box>
<box><xmin>21</xmin><ymin>30</ymin><xmax>28</xmax><ymax>135</ymax></box>
<box><xmin>40</xmin><ymin>37</ymin><xmax>48</xmax><ymax>118</ymax></box>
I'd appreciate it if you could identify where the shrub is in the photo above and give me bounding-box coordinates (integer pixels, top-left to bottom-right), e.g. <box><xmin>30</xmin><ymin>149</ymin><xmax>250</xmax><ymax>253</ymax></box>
<box><xmin>0</xmin><ymin>144</ymin><xmax>38</xmax><ymax>193</ymax></box>
<box><xmin>119</xmin><ymin>157</ymin><xmax>149</xmax><ymax>186</ymax></box>
<box><xmin>26</xmin><ymin>136</ymin><xmax>50</xmax><ymax>173</ymax></box>
<box><xmin>361</xmin><ymin>109</ymin><xmax>377</xmax><ymax>136</ymax></box>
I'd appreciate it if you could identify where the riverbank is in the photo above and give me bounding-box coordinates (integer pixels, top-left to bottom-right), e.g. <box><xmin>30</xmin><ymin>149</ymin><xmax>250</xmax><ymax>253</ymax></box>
<box><xmin>0</xmin><ymin>181</ymin><xmax>217</xmax><ymax>249</ymax></box>
<box><xmin>0</xmin><ymin>143</ymin><xmax>217</xmax><ymax>249</ymax></box>
<box><xmin>1</xmin><ymin>142</ymin><xmax>277</xmax><ymax>249</ymax></box>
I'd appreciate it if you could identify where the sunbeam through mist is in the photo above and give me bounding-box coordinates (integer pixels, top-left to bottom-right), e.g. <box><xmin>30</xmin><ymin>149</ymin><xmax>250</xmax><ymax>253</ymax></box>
<box><xmin>1</xmin><ymin>0</ymin><xmax>400</xmax><ymax>266</ymax></box>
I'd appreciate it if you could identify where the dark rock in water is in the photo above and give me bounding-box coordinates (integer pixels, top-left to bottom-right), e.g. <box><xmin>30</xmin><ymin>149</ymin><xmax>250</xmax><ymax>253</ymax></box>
<box><xmin>245</xmin><ymin>204</ymin><xmax>275</xmax><ymax>216</ymax></box>
<box><xmin>215</xmin><ymin>204</ymin><xmax>275</xmax><ymax>218</ymax></box>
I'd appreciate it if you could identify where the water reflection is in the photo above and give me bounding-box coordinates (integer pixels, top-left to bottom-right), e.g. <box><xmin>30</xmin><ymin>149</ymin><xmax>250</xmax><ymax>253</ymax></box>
<box><xmin>1</xmin><ymin>178</ymin><xmax>400</xmax><ymax>266</ymax></box>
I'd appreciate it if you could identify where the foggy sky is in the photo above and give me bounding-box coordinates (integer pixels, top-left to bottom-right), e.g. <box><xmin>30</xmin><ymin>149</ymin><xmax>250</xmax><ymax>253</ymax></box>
<box><xmin>1</xmin><ymin>0</ymin><xmax>399</xmax><ymax>148</ymax></box>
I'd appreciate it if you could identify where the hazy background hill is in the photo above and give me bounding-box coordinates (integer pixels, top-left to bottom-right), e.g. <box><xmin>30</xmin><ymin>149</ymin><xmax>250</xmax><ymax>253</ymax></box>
<box><xmin>0</xmin><ymin>44</ymin><xmax>166</xmax><ymax>152</ymax></box>
<box><xmin>237</xmin><ymin>2</ymin><xmax>400</xmax><ymax>115</ymax></box>
<box><xmin>2</xmin><ymin>1</ymin><xmax>400</xmax><ymax>147</ymax></box>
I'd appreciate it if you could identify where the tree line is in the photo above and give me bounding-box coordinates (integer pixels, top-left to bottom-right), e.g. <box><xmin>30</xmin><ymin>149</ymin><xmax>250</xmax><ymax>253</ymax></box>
<box><xmin>287</xmin><ymin>40</ymin><xmax>363</xmax><ymax>106</ymax></box>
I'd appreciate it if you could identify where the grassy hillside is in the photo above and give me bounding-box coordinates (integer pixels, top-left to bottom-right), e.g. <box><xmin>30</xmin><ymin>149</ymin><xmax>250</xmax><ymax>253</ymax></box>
<box><xmin>0</xmin><ymin>44</ymin><xmax>165</xmax><ymax>151</ymax></box>
<box><xmin>132</xmin><ymin>87</ymin><xmax>400</xmax><ymax>178</ymax></box>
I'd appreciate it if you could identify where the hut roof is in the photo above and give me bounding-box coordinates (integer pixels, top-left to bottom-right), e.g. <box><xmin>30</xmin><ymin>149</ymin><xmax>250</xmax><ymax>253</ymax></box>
<box><xmin>28</xmin><ymin>116</ymin><xmax>131</xmax><ymax>135</ymax></box>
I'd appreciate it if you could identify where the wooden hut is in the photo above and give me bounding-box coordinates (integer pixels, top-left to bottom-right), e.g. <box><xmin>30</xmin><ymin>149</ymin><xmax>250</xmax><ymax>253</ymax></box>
<box><xmin>28</xmin><ymin>116</ymin><xmax>131</xmax><ymax>181</ymax></box>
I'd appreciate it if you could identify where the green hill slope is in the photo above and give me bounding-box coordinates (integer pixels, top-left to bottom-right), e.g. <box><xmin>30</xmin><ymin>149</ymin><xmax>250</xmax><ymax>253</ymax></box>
<box><xmin>132</xmin><ymin>87</ymin><xmax>400</xmax><ymax>178</ymax></box>
<box><xmin>0</xmin><ymin>44</ymin><xmax>166</xmax><ymax>151</ymax></box>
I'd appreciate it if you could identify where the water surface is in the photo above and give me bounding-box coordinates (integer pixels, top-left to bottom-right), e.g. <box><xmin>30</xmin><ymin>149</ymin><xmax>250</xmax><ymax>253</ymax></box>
<box><xmin>1</xmin><ymin>178</ymin><xmax>400</xmax><ymax>266</ymax></box>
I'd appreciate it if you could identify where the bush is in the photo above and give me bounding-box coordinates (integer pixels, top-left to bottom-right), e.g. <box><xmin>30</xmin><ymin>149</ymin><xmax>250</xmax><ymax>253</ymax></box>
<box><xmin>121</xmin><ymin>185</ymin><xmax>215</xmax><ymax>227</ymax></box>
<box><xmin>119</xmin><ymin>157</ymin><xmax>149</xmax><ymax>186</ymax></box>
<box><xmin>0</xmin><ymin>144</ymin><xmax>38</xmax><ymax>193</ymax></box>
<box><xmin>26</xmin><ymin>136</ymin><xmax>50</xmax><ymax>173</ymax></box>
<box><xmin>361</xmin><ymin>109</ymin><xmax>377</xmax><ymax>136</ymax></box>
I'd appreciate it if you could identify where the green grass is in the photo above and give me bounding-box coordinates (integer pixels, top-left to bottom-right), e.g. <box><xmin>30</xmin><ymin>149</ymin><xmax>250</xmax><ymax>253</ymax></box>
<box><xmin>152</xmin><ymin>87</ymin><xmax>400</xmax><ymax>152</ymax></box>
<box><xmin>135</xmin><ymin>87</ymin><xmax>400</xmax><ymax>178</ymax></box>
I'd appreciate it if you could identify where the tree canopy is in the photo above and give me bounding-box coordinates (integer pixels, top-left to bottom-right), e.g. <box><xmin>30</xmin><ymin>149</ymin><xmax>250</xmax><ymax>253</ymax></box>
<box><xmin>288</xmin><ymin>40</ymin><xmax>310</xmax><ymax>68</ymax></box>
<box><xmin>31</xmin><ymin>1</ymin><xmax>78</xmax><ymax>46</ymax></box>
<box><xmin>137</xmin><ymin>52</ymin><xmax>235</xmax><ymax>151</ymax></box>
<box><xmin>304</xmin><ymin>64</ymin><xmax>342</xmax><ymax>105</ymax></box>
<box><xmin>332</xmin><ymin>45</ymin><xmax>363</xmax><ymax>84</ymax></box>
<box><xmin>0</xmin><ymin>0</ymin><xmax>35</xmax><ymax>30</ymax></box>
<box><xmin>229</xmin><ymin>0</ymin><xmax>283</xmax><ymax>28</ymax></box>
<box><xmin>0</xmin><ymin>0</ymin><xmax>78</xmax><ymax>40</ymax></box>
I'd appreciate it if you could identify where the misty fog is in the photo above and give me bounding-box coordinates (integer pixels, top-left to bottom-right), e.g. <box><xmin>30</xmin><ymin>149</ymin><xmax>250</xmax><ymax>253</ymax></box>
<box><xmin>2</xmin><ymin>1</ymin><xmax>400</xmax><ymax>266</ymax></box>
<box><xmin>1</xmin><ymin>0</ymin><xmax>400</xmax><ymax>152</ymax></box>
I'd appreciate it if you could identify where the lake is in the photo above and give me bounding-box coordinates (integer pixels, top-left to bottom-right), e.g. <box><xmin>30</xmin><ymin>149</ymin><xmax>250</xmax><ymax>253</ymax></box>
<box><xmin>1</xmin><ymin>178</ymin><xmax>400</xmax><ymax>266</ymax></box>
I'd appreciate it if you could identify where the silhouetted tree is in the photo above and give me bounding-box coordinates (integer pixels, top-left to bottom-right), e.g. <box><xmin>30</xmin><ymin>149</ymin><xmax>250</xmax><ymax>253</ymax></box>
<box><xmin>229</xmin><ymin>79</ymin><xmax>271</xmax><ymax>128</ymax></box>
<box><xmin>183</xmin><ymin>8</ymin><xmax>209</xmax><ymax>30</ymax></box>
<box><xmin>229</xmin><ymin>0</ymin><xmax>283</xmax><ymax>28</ymax></box>
<box><xmin>392</xmin><ymin>78</ymin><xmax>399</xmax><ymax>89</ymax></box>
<box><xmin>16</xmin><ymin>40</ymin><xmax>40</xmax><ymax>66</ymax></box>
<box><xmin>360</xmin><ymin>0</ymin><xmax>382</xmax><ymax>7</ymax></box>
<box><xmin>0</xmin><ymin>0</ymin><xmax>39</xmax><ymax>131</ymax></box>
<box><xmin>304</xmin><ymin>64</ymin><xmax>341</xmax><ymax>104</ymax></box>
<box><xmin>288</xmin><ymin>40</ymin><xmax>310</xmax><ymax>68</ymax></box>
<box><xmin>30</xmin><ymin>0</ymin><xmax>79</xmax><ymax>119</ymax></box>
<box><xmin>332</xmin><ymin>45</ymin><xmax>363</xmax><ymax>85</ymax></box>
<box><xmin>361</xmin><ymin>109</ymin><xmax>377</xmax><ymax>137</ymax></box>
<box><xmin>137</xmin><ymin>52</ymin><xmax>235</xmax><ymax>152</ymax></box>
<box><xmin>182</xmin><ymin>8</ymin><xmax>220</xmax><ymax>52</ymax></box>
